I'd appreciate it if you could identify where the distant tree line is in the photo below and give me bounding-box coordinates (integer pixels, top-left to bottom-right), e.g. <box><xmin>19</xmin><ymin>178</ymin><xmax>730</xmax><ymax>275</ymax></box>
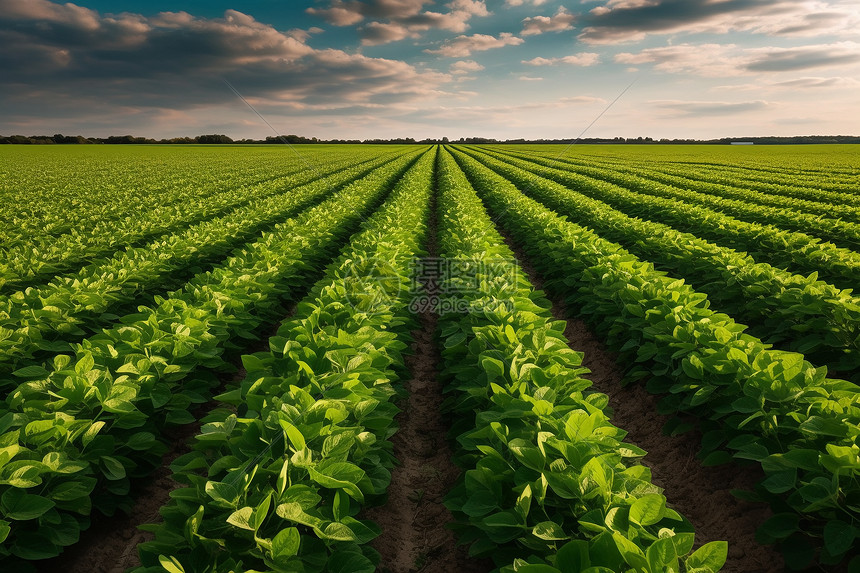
<box><xmin>2</xmin><ymin>133</ymin><xmax>859</xmax><ymax>145</ymax></box>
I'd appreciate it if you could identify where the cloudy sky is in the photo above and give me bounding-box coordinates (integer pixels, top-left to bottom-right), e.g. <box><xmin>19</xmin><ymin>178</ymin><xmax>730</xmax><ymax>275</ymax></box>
<box><xmin>2</xmin><ymin>0</ymin><xmax>859</xmax><ymax>140</ymax></box>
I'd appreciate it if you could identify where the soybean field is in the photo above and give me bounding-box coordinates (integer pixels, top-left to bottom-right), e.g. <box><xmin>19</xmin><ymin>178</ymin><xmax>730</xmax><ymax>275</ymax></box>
<box><xmin>1</xmin><ymin>143</ymin><xmax>859</xmax><ymax>573</ymax></box>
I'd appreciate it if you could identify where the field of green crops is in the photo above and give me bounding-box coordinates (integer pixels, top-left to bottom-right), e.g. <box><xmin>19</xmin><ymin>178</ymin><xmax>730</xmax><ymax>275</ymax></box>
<box><xmin>1</xmin><ymin>144</ymin><xmax>859</xmax><ymax>573</ymax></box>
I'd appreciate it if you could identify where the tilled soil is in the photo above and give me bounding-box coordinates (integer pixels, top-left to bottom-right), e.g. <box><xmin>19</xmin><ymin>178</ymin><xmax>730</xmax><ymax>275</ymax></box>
<box><xmin>504</xmin><ymin>236</ymin><xmax>785</xmax><ymax>573</ymax></box>
<box><xmin>365</xmin><ymin>314</ymin><xmax>490</xmax><ymax>573</ymax></box>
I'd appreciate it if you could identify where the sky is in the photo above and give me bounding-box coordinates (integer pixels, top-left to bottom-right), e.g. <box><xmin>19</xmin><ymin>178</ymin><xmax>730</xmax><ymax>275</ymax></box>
<box><xmin>1</xmin><ymin>0</ymin><xmax>859</xmax><ymax>140</ymax></box>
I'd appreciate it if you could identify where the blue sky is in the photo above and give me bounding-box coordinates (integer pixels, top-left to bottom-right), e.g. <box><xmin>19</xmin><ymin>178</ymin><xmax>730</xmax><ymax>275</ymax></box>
<box><xmin>1</xmin><ymin>0</ymin><xmax>858</xmax><ymax>139</ymax></box>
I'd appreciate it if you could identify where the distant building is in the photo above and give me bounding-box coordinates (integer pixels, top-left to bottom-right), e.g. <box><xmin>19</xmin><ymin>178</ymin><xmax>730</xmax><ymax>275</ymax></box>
<box><xmin>731</xmin><ymin>141</ymin><xmax>754</xmax><ymax>145</ymax></box>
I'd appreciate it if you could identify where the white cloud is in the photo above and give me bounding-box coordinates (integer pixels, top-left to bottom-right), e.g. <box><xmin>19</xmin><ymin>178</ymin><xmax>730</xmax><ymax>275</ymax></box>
<box><xmin>519</xmin><ymin>75</ymin><xmax>544</xmax><ymax>81</ymax></box>
<box><xmin>713</xmin><ymin>76</ymin><xmax>860</xmax><ymax>91</ymax></box>
<box><xmin>425</xmin><ymin>32</ymin><xmax>524</xmax><ymax>57</ymax></box>
<box><xmin>521</xmin><ymin>7</ymin><xmax>575</xmax><ymax>36</ymax></box>
<box><xmin>450</xmin><ymin>59</ymin><xmax>485</xmax><ymax>74</ymax></box>
<box><xmin>523</xmin><ymin>53</ymin><xmax>600</xmax><ymax>66</ymax></box>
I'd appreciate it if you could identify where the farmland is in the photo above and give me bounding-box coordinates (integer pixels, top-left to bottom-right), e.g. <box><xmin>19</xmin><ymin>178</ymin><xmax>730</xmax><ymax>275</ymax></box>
<box><xmin>1</xmin><ymin>144</ymin><xmax>859</xmax><ymax>573</ymax></box>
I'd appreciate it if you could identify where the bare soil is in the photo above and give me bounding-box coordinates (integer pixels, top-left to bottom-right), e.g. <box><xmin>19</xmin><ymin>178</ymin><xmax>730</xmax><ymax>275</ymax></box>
<box><xmin>365</xmin><ymin>313</ymin><xmax>489</xmax><ymax>573</ymax></box>
<box><xmin>504</xmin><ymin>236</ymin><xmax>786</xmax><ymax>573</ymax></box>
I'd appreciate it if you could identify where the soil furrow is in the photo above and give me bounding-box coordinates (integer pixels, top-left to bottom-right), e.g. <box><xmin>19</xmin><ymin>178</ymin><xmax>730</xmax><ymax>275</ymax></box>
<box><xmin>498</xmin><ymin>231</ymin><xmax>785</xmax><ymax>573</ymax></box>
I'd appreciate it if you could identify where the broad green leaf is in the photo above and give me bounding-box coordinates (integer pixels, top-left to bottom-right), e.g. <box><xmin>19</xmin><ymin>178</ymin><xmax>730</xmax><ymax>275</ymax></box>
<box><xmin>12</xmin><ymin>365</ymin><xmax>50</xmax><ymax>379</ymax></box>
<box><xmin>630</xmin><ymin>494</ymin><xmax>665</xmax><ymax>527</ymax></box>
<box><xmin>823</xmin><ymin>519</ymin><xmax>855</xmax><ymax>557</ymax></box>
<box><xmin>1</xmin><ymin>490</ymin><xmax>55</xmax><ymax>521</ymax></box>
<box><xmin>685</xmin><ymin>541</ymin><xmax>728</xmax><ymax>572</ymax></box>
<box><xmin>227</xmin><ymin>507</ymin><xmax>254</xmax><ymax>531</ymax></box>
<box><xmin>271</xmin><ymin>527</ymin><xmax>300</xmax><ymax>562</ymax></box>
<box><xmin>204</xmin><ymin>480</ymin><xmax>239</xmax><ymax>508</ymax></box>
<box><xmin>533</xmin><ymin>521</ymin><xmax>568</xmax><ymax>541</ymax></box>
<box><xmin>158</xmin><ymin>554</ymin><xmax>186</xmax><ymax>573</ymax></box>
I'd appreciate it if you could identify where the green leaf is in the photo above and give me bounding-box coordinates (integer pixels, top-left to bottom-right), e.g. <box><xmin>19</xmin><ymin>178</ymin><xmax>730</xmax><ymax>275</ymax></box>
<box><xmin>226</xmin><ymin>507</ymin><xmax>254</xmax><ymax>531</ymax></box>
<box><xmin>100</xmin><ymin>456</ymin><xmax>127</xmax><ymax>480</ymax></box>
<box><xmin>533</xmin><ymin>521</ymin><xmax>568</xmax><ymax>541</ymax></box>
<box><xmin>271</xmin><ymin>527</ymin><xmax>300</xmax><ymax>562</ymax></box>
<box><xmin>205</xmin><ymin>481</ymin><xmax>239</xmax><ymax>508</ymax></box>
<box><xmin>824</xmin><ymin>519</ymin><xmax>855</xmax><ymax>557</ymax></box>
<box><xmin>462</xmin><ymin>490</ymin><xmax>499</xmax><ymax>518</ymax></box>
<box><xmin>327</xmin><ymin>549</ymin><xmax>375</xmax><ymax>573</ymax></box>
<box><xmin>81</xmin><ymin>421</ymin><xmax>105</xmax><ymax>447</ymax></box>
<box><xmin>1</xmin><ymin>490</ymin><xmax>55</xmax><ymax>521</ymax></box>
<box><xmin>279</xmin><ymin>421</ymin><xmax>306</xmax><ymax>451</ymax></box>
<box><xmin>647</xmin><ymin>537</ymin><xmax>677</xmax><ymax>570</ymax></box>
<box><xmin>125</xmin><ymin>432</ymin><xmax>157</xmax><ymax>451</ymax></box>
<box><xmin>321</xmin><ymin>522</ymin><xmax>357</xmax><ymax>541</ymax></box>
<box><xmin>701</xmin><ymin>451</ymin><xmax>732</xmax><ymax>467</ymax></box>
<box><xmin>681</xmin><ymin>355</ymin><xmax>704</xmax><ymax>380</ymax></box>
<box><xmin>630</xmin><ymin>494</ymin><xmax>665</xmax><ymax>527</ymax></box>
<box><xmin>307</xmin><ymin>462</ymin><xmax>365</xmax><ymax>502</ymax></box>
<box><xmin>184</xmin><ymin>505</ymin><xmax>204</xmax><ymax>540</ymax></box>
<box><xmin>12</xmin><ymin>365</ymin><xmax>50</xmax><ymax>379</ymax></box>
<box><xmin>0</xmin><ymin>520</ymin><xmax>9</xmax><ymax>543</ymax></box>
<box><xmin>482</xmin><ymin>357</ymin><xmax>506</xmax><ymax>380</ymax></box>
<box><xmin>685</xmin><ymin>541</ymin><xmax>727</xmax><ymax>572</ymax></box>
<box><xmin>75</xmin><ymin>352</ymin><xmax>95</xmax><ymax>375</ymax></box>
<box><xmin>555</xmin><ymin>539</ymin><xmax>590</xmax><ymax>572</ymax></box>
<box><xmin>158</xmin><ymin>554</ymin><xmax>186</xmax><ymax>573</ymax></box>
<box><xmin>761</xmin><ymin>470</ymin><xmax>796</xmax><ymax>494</ymax></box>
<box><xmin>759</xmin><ymin>513</ymin><xmax>800</xmax><ymax>540</ymax></box>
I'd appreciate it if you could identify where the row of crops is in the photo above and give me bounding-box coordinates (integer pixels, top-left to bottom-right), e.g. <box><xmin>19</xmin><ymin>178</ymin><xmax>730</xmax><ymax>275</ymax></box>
<box><xmin>0</xmin><ymin>143</ymin><xmax>858</xmax><ymax>572</ymax></box>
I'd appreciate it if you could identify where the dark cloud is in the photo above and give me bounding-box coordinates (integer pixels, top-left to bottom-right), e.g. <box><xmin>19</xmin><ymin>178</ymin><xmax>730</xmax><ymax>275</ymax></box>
<box><xmin>0</xmin><ymin>0</ymin><xmax>451</xmax><ymax>132</ymax></box>
<box><xmin>578</xmin><ymin>0</ymin><xmax>856</xmax><ymax>43</ymax></box>
<box><xmin>307</xmin><ymin>0</ymin><xmax>430</xmax><ymax>25</ymax></box>
<box><xmin>308</xmin><ymin>0</ymin><xmax>490</xmax><ymax>45</ymax></box>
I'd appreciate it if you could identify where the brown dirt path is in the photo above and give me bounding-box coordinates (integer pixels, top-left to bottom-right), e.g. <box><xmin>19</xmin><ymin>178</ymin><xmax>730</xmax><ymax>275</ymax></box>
<box><xmin>502</xmin><ymin>235</ymin><xmax>785</xmax><ymax>573</ymax></box>
<box><xmin>365</xmin><ymin>312</ymin><xmax>489</xmax><ymax>573</ymax></box>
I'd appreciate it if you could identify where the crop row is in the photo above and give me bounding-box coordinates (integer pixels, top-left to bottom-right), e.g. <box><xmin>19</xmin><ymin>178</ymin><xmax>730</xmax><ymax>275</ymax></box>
<box><xmin>458</xmin><ymin>147</ymin><xmax>860</xmax><ymax>380</ymax></box>
<box><xmin>0</xmin><ymin>148</ymin><xmax>307</xmax><ymax>248</ymax></box>
<box><xmin>449</xmin><ymin>147</ymin><xmax>860</xmax><ymax>568</ymax></box>
<box><xmin>471</xmin><ymin>147</ymin><xmax>860</xmax><ymax>293</ymax></box>
<box><xmin>504</xmin><ymin>147</ymin><xmax>860</xmax><ymax>209</ymax></box>
<box><xmin>0</xmin><ymin>149</ymin><xmax>425</xmax><ymax>563</ymax></box>
<box><xmin>542</xmin><ymin>150</ymin><xmax>860</xmax><ymax>222</ymax></box>
<box><xmin>0</xmin><ymin>150</ymin><xmax>409</xmax><ymax>380</ymax></box>
<box><xmin>130</xmin><ymin>148</ymin><xmax>438</xmax><ymax>573</ymax></box>
<box><xmin>0</xmin><ymin>147</ymin><xmax>400</xmax><ymax>293</ymax></box>
<box><xmin>435</xmin><ymin>148</ymin><xmax>726</xmax><ymax>572</ymax></box>
<box><xmin>487</xmin><ymin>147</ymin><xmax>860</xmax><ymax>252</ymax></box>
